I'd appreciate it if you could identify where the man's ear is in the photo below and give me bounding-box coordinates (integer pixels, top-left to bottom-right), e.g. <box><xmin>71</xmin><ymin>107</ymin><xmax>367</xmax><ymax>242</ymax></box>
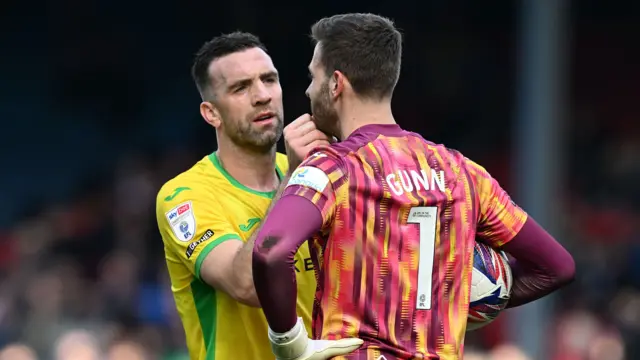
<box><xmin>331</xmin><ymin>70</ymin><xmax>346</xmax><ymax>99</ymax></box>
<box><xmin>200</xmin><ymin>101</ymin><xmax>222</xmax><ymax>128</ymax></box>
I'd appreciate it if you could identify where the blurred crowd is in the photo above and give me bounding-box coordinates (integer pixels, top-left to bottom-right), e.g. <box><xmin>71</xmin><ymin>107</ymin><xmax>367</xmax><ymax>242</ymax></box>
<box><xmin>2</xmin><ymin>1</ymin><xmax>638</xmax><ymax>359</ymax></box>
<box><xmin>0</xmin><ymin>149</ymin><xmax>196</xmax><ymax>360</ymax></box>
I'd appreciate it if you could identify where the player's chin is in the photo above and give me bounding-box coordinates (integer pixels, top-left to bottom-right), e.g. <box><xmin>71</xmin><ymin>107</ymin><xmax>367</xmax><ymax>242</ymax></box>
<box><xmin>253</xmin><ymin>134</ymin><xmax>278</xmax><ymax>149</ymax></box>
<box><xmin>256</xmin><ymin>127</ymin><xmax>277</xmax><ymax>139</ymax></box>
<box><xmin>255</xmin><ymin>122</ymin><xmax>282</xmax><ymax>137</ymax></box>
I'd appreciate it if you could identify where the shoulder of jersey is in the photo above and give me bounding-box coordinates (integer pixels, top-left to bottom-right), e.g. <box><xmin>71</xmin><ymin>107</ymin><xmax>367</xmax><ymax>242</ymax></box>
<box><xmin>323</xmin><ymin>142</ymin><xmax>354</xmax><ymax>159</ymax></box>
<box><xmin>156</xmin><ymin>155</ymin><xmax>219</xmax><ymax>205</ymax></box>
<box><xmin>303</xmin><ymin>147</ymin><xmax>345</xmax><ymax>168</ymax></box>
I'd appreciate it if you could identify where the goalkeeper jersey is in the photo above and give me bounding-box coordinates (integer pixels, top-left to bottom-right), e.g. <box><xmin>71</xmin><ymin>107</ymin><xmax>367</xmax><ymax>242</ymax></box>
<box><xmin>156</xmin><ymin>151</ymin><xmax>316</xmax><ymax>360</ymax></box>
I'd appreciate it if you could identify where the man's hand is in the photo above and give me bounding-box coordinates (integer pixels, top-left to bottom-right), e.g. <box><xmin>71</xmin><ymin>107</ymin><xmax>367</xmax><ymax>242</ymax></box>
<box><xmin>269</xmin><ymin>318</ymin><xmax>363</xmax><ymax>360</ymax></box>
<box><xmin>284</xmin><ymin>114</ymin><xmax>332</xmax><ymax>171</ymax></box>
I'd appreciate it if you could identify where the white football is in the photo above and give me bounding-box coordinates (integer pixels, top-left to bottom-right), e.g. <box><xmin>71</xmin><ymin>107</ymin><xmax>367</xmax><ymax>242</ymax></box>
<box><xmin>467</xmin><ymin>241</ymin><xmax>513</xmax><ymax>331</ymax></box>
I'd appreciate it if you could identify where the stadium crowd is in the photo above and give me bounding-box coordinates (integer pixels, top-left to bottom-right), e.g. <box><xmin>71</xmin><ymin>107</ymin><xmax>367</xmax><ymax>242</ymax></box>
<box><xmin>1</xmin><ymin>1</ymin><xmax>637</xmax><ymax>359</ymax></box>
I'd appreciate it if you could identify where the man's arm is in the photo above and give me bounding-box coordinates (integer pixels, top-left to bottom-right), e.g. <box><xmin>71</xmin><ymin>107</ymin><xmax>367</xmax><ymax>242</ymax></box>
<box><xmin>500</xmin><ymin>218</ymin><xmax>575</xmax><ymax>307</ymax></box>
<box><xmin>252</xmin><ymin>195</ymin><xmax>363</xmax><ymax>360</ymax></box>
<box><xmin>199</xmin><ymin>175</ymin><xmax>290</xmax><ymax>307</ymax></box>
<box><xmin>253</xmin><ymin>149</ymin><xmax>344</xmax><ymax>333</ymax></box>
<box><xmin>252</xmin><ymin>195</ymin><xmax>324</xmax><ymax>332</ymax></box>
<box><xmin>157</xmin><ymin>177</ymin><xmax>298</xmax><ymax>308</ymax></box>
<box><xmin>199</xmin><ymin>114</ymin><xmax>331</xmax><ymax>306</ymax></box>
<box><xmin>467</xmin><ymin>158</ymin><xmax>575</xmax><ymax>307</ymax></box>
<box><xmin>156</xmin><ymin>184</ymin><xmax>259</xmax><ymax>306</ymax></box>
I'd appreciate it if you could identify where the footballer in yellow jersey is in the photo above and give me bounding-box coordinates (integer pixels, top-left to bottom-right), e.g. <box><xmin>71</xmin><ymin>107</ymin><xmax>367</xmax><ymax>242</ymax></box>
<box><xmin>157</xmin><ymin>151</ymin><xmax>316</xmax><ymax>359</ymax></box>
<box><xmin>160</xmin><ymin>31</ymin><xmax>333</xmax><ymax>360</ymax></box>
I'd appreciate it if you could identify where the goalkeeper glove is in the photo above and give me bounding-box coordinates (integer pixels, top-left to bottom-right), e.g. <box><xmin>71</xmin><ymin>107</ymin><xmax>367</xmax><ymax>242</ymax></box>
<box><xmin>268</xmin><ymin>317</ymin><xmax>363</xmax><ymax>360</ymax></box>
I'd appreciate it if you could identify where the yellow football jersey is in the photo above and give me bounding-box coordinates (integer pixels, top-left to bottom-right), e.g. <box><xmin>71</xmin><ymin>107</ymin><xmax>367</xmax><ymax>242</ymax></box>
<box><xmin>156</xmin><ymin>151</ymin><xmax>316</xmax><ymax>360</ymax></box>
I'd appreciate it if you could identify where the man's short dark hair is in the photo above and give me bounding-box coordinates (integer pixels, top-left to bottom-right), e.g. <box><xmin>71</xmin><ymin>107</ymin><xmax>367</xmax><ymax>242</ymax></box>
<box><xmin>191</xmin><ymin>32</ymin><xmax>267</xmax><ymax>99</ymax></box>
<box><xmin>311</xmin><ymin>13</ymin><xmax>402</xmax><ymax>100</ymax></box>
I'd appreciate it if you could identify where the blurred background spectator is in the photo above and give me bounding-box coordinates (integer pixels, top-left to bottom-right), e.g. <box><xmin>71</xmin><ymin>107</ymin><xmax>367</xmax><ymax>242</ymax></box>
<box><xmin>0</xmin><ymin>0</ymin><xmax>638</xmax><ymax>359</ymax></box>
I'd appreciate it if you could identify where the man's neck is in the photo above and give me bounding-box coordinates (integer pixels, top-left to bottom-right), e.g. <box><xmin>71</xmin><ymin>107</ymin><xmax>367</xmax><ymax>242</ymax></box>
<box><xmin>216</xmin><ymin>139</ymin><xmax>279</xmax><ymax>193</ymax></box>
<box><xmin>338</xmin><ymin>100</ymin><xmax>396</xmax><ymax>140</ymax></box>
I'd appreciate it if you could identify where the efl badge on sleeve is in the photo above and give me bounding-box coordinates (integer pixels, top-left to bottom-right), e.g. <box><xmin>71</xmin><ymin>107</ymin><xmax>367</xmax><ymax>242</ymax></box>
<box><xmin>165</xmin><ymin>201</ymin><xmax>197</xmax><ymax>242</ymax></box>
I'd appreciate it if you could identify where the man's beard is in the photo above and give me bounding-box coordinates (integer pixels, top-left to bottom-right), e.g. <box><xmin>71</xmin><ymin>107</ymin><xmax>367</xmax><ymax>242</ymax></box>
<box><xmin>310</xmin><ymin>81</ymin><xmax>339</xmax><ymax>138</ymax></box>
<box><xmin>224</xmin><ymin>115</ymin><xmax>283</xmax><ymax>154</ymax></box>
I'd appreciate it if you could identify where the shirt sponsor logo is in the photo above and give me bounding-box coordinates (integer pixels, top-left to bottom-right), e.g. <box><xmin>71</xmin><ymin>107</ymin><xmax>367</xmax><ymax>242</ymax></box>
<box><xmin>165</xmin><ymin>201</ymin><xmax>196</xmax><ymax>242</ymax></box>
<box><xmin>185</xmin><ymin>229</ymin><xmax>214</xmax><ymax>259</ymax></box>
<box><xmin>167</xmin><ymin>202</ymin><xmax>191</xmax><ymax>221</ymax></box>
<box><xmin>286</xmin><ymin>166</ymin><xmax>330</xmax><ymax>192</ymax></box>
<box><xmin>294</xmin><ymin>257</ymin><xmax>314</xmax><ymax>272</ymax></box>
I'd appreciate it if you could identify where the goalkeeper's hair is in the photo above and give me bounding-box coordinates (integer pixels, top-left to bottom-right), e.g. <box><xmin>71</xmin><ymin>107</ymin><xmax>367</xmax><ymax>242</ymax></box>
<box><xmin>191</xmin><ymin>32</ymin><xmax>267</xmax><ymax>100</ymax></box>
<box><xmin>310</xmin><ymin>13</ymin><xmax>402</xmax><ymax>100</ymax></box>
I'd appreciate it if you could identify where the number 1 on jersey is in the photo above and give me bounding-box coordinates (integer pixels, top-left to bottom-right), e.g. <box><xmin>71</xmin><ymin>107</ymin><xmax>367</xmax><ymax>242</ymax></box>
<box><xmin>408</xmin><ymin>206</ymin><xmax>438</xmax><ymax>310</ymax></box>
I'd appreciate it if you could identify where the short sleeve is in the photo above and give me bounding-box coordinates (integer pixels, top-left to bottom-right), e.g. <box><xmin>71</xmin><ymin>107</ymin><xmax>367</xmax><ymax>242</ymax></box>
<box><xmin>465</xmin><ymin>158</ymin><xmax>529</xmax><ymax>248</ymax></box>
<box><xmin>282</xmin><ymin>150</ymin><xmax>346</xmax><ymax>230</ymax></box>
<box><xmin>156</xmin><ymin>184</ymin><xmax>242</xmax><ymax>280</ymax></box>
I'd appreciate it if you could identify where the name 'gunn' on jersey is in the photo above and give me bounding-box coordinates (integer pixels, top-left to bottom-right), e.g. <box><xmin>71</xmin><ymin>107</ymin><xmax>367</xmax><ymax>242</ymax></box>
<box><xmin>385</xmin><ymin>168</ymin><xmax>447</xmax><ymax>196</ymax></box>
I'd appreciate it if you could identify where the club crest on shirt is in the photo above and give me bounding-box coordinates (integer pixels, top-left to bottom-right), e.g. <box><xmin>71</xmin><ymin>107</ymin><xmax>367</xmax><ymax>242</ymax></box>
<box><xmin>165</xmin><ymin>201</ymin><xmax>196</xmax><ymax>242</ymax></box>
<box><xmin>287</xmin><ymin>166</ymin><xmax>330</xmax><ymax>192</ymax></box>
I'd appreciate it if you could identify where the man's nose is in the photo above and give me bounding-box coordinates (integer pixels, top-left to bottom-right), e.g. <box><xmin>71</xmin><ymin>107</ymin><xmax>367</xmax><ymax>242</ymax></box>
<box><xmin>252</xmin><ymin>83</ymin><xmax>271</xmax><ymax>105</ymax></box>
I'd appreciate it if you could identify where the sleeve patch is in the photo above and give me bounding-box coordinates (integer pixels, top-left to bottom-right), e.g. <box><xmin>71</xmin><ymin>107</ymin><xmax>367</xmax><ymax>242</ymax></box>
<box><xmin>165</xmin><ymin>201</ymin><xmax>196</xmax><ymax>242</ymax></box>
<box><xmin>287</xmin><ymin>166</ymin><xmax>330</xmax><ymax>192</ymax></box>
<box><xmin>186</xmin><ymin>229</ymin><xmax>214</xmax><ymax>258</ymax></box>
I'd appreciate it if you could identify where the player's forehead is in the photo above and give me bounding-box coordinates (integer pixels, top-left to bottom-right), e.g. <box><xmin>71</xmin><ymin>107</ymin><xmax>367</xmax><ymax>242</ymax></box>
<box><xmin>208</xmin><ymin>47</ymin><xmax>276</xmax><ymax>85</ymax></box>
<box><xmin>308</xmin><ymin>43</ymin><xmax>324</xmax><ymax>73</ymax></box>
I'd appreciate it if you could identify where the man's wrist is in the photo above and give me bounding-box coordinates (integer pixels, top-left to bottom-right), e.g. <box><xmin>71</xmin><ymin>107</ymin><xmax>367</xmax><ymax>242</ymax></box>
<box><xmin>268</xmin><ymin>317</ymin><xmax>309</xmax><ymax>359</ymax></box>
<box><xmin>268</xmin><ymin>317</ymin><xmax>303</xmax><ymax>344</ymax></box>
